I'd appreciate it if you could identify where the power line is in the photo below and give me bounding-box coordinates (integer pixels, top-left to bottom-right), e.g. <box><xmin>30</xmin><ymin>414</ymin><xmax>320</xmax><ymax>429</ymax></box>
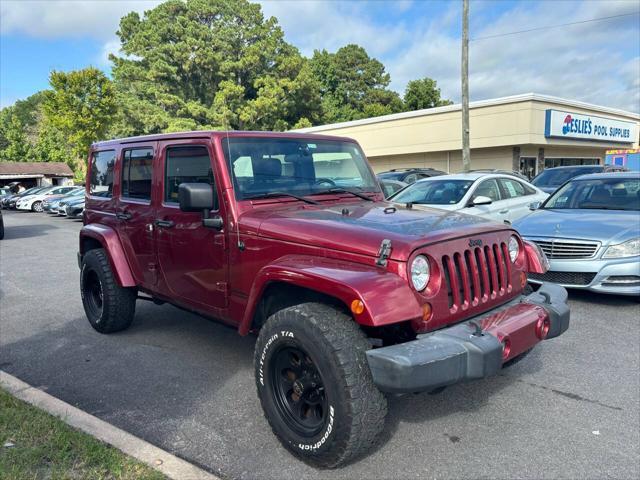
<box><xmin>471</xmin><ymin>11</ymin><xmax>640</xmax><ymax>41</ymax></box>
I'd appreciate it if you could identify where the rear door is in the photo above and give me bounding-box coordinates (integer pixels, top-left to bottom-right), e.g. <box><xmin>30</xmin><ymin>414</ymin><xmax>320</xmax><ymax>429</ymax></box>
<box><xmin>497</xmin><ymin>177</ymin><xmax>536</xmax><ymax>222</ymax></box>
<box><xmin>154</xmin><ymin>140</ymin><xmax>228</xmax><ymax>310</ymax></box>
<box><xmin>116</xmin><ymin>144</ymin><xmax>158</xmax><ymax>287</ymax></box>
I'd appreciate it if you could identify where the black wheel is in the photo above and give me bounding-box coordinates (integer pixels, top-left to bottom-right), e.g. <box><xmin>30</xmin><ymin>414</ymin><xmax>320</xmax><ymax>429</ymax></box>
<box><xmin>80</xmin><ymin>249</ymin><xmax>137</xmax><ymax>333</ymax></box>
<box><xmin>0</xmin><ymin>217</ymin><xmax>4</xmax><ymax>240</ymax></box>
<box><xmin>31</xmin><ymin>201</ymin><xmax>43</xmax><ymax>212</ymax></box>
<box><xmin>254</xmin><ymin>302</ymin><xmax>387</xmax><ymax>468</ymax></box>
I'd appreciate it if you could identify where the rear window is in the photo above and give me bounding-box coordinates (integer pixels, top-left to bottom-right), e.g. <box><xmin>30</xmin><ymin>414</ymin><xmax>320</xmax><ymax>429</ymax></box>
<box><xmin>89</xmin><ymin>150</ymin><xmax>116</xmax><ymax>197</ymax></box>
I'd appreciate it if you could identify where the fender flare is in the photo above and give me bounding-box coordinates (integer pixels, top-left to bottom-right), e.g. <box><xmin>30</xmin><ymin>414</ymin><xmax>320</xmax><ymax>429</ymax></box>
<box><xmin>79</xmin><ymin>224</ymin><xmax>137</xmax><ymax>287</ymax></box>
<box><xmin>238</xmin><ymin>255</ymin><xmax>423</xmax><ymax>335</ymax></box>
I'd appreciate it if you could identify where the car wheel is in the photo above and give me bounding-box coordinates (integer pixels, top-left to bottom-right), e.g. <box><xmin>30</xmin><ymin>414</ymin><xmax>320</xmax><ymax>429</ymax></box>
<box><xmin>31</xmin><ymin>201</ymin><xmax>43</xmax><ymax>212</ymax></box>
<box><xmin>80</xmin><ymin>248</ymin><xmax>137</xmax><ymax>333</ymax></box>
<box><xmin>254</xmin><ymin>302</ymin><xmax>387</xmax><ymax>468</ymax></box>
<box><xmin>0</xmin><ymin>217</ymin><xmax>4</xmax><ymax>240</ymax></box>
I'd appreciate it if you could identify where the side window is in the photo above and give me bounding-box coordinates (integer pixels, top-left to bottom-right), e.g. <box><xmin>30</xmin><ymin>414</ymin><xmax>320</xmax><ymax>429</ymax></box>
<box><xmin>89</xmin><ymin>150</ymin><xmax>116</xmax><ymax>197</ymax></box>
<box><xmin>499</xmin><ymin>178</ymin><xmax>527</xmax><ymax>199</ymax></box>
<box><xmin>474</xmin><ymin>179</ymin><xmax>501</xmax><ymax>201</ymax></box>
<box><xmin>122</xmin><ymin>148</ymin><xmax>153</xmax><ymax>201</ymax></box>
<box><xmin>164</xmin><ymin>146</ymin><xmax>217</xmax><ymax>208</ymax></box>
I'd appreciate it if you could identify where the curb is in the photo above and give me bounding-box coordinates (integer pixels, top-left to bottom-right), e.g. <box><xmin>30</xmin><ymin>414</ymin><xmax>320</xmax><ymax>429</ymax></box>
<box><xmin>0</xmin><ymin>371</ymin><xmax>220</xmax><ymax>480</ymax></box>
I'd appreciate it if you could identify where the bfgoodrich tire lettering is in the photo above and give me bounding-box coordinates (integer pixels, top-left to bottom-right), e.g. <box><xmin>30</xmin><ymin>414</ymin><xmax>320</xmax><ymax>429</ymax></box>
<box><xmin>254</xmin><ymin>302</ymin><xmax>387</xmax><ymax>468</ymax></box>
<box><xmin>80</xmin><ymin>248</ymin><xmax>137</xmax><ymax>333</ymax></box>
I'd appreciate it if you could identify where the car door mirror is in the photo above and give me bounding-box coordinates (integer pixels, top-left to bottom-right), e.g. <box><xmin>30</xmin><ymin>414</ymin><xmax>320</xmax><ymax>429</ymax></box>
<box><xmin>471</xmin><ymin>195</ymin><xmax>492</xmax><ymax>206</ymax></box>
<box><xmin>528</xmin><ymin>201</ymin><xmax>542</xmax><ymax>210</ymax></box>
<box><xmin>179</xmin><ymin>183</ymin><xmax>214</xmax><ymax>212</ymax></box>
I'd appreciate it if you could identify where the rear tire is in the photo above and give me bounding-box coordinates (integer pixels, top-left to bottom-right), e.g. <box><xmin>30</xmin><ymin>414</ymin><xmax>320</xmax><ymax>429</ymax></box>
<box><xmin>80</xmin><ymin>249</ymin><xmax>137</xmax><ymax>333</ymax></box>
<box><xmin>254</xmin><ymin>302</ymin><xmax>387</xmax><ymax>468</ymax></box>
<box><xmin>31</xmin><ymin>201</ymin><xmax>43</xmax><ymax>212</ymax></box>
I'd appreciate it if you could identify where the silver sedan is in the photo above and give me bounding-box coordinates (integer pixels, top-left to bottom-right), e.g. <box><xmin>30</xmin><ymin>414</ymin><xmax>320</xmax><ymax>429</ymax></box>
<box><xmin>514</xmin><ymin>172</ymin><xmax>640</xmax><ymax>297</ymax></box>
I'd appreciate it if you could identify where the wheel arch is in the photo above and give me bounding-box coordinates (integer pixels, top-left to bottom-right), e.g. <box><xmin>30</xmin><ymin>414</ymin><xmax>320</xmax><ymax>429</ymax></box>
<box><xmin>79</xmin><ymin>224</ymin><xmax>137</xmax><ymax>287</ymax></box>
<box><xmin>238</xmin><ymin>255</ymin><xmax>423</xmax><ymax>335</ymax></box>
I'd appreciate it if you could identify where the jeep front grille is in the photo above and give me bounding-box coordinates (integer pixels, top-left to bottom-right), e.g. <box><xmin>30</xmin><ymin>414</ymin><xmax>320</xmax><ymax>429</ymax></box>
<box><xmin>442</xmin><ymin>242</ymin><xmax>511</xmax><ymax>311</ymax></box>
<box><xmin>531</xmin><ymin>239</ymin><xmax>599</xmax><ymax>259</ymax></box>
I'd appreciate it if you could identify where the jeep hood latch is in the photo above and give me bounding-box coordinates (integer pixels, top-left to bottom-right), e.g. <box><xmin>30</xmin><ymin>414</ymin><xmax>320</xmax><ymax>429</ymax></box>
<box><xmin>376</xmin><ymin>239</ymin><xmax>392</xmax><ymax>267</ymax></box>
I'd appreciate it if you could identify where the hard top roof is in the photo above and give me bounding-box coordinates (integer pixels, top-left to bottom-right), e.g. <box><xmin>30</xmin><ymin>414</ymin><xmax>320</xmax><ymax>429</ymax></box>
<box><xmin>92</xmin><ymin>130</ymin><xmax>356</xmax><ymax>148</ymax></box>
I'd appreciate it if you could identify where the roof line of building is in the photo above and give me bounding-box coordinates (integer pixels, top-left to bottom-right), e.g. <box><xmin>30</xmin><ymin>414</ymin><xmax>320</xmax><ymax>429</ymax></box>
<box><xmin>294</xmin><ymin>93</ymin><xmax>640</xmax><ymax>133</ymax></box>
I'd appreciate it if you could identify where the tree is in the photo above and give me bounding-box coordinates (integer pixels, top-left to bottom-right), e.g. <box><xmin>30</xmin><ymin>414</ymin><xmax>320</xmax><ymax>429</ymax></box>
<box><xmin>109</xmin><ymin>0</ymin><xmax>321</xmax><ymax>134</ymax></box>
<box><xmin>0</xmin><ymin>110</ymin><xmax>34</xmax><ymax>161</ymax></box>
<box><xmin>403</xmin><ymin>78</ymin><xmax>452</xmax><ymax>111</ymax></box>
<box><xmin>43</xmin><ymin>68</ymin><xmax>117</xmax><ymax>164</ymax></box>
<box><xmin>309</xmin><ymin>44</ymin><xmax>403</xmax><ymax>123</ymax></box>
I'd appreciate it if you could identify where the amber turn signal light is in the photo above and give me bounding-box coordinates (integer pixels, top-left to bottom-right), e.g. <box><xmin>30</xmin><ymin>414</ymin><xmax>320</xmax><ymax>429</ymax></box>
<box><xmin>519</xmin><ymin>271</ymin><xmax>527</xmax><ymax>289</ymax></box>
<box><xmin>350</xmin><ymin>299</ymin><xmax>365</xmax><ymax>315</ymax></box>
<box><xmin>422</xmin><ymin>303</ymin><xmax>433</xmax><ymax>322</ymax></box>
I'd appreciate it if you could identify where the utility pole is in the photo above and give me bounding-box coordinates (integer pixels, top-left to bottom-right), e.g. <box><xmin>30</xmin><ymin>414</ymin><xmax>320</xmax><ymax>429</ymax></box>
<box><xmin>461</xmin><ymin>0</ymin><xmax>470</xmax><ymax>172</ymax></box>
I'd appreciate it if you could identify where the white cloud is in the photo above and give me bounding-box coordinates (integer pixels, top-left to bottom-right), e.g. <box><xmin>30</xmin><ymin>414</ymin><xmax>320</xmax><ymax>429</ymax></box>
<box><xmin>0</xmin><ymin>0</ymin><xmax>162</xmax><ymax>40</ymax></box>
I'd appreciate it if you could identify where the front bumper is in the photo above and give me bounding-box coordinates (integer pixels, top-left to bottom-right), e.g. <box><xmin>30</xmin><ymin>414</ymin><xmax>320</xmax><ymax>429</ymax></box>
<box><xmin>529</xmin><ymin>257</ymin><xmax>640</xmax><ymax>296</ymax></box>
<box><xmin>366</xmin><ymin>282</ymin><xmax>569</xmax><ymax>393</ymax></box>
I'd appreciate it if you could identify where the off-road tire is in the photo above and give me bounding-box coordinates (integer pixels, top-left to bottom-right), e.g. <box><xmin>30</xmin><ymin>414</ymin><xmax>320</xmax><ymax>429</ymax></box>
<box><xmin>254</xmin><ymin>302</ymin><xmax>387</xmax><ymax>468</ymax></box>
<box><xmin>80</xmin><ymin>248</ymin><xmax>136</xmax><ymax>333</ymax></box>
<box><xmin>31</xmin><ymin>201</ymin><xmax>43</xmax><ymax>212</ymax></box>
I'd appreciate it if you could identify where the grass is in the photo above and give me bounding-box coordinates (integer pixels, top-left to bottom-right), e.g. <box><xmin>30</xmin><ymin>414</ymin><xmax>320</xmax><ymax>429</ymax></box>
<box><xmin>0</xmin><ymin>388</ymin><xmax>166</xmax><ymax>480</ymax></box>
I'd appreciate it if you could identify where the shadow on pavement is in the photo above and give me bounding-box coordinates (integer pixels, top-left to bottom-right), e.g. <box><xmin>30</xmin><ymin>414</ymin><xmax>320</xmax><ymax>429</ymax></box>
<box><xmin>1</xmin><ymin>223</ymin><xmax>58</xmax><ymax>240</ymax></box>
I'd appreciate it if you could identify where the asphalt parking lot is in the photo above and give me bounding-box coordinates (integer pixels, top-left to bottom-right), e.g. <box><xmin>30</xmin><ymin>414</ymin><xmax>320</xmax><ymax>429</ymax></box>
<box><xmin>1</xmin><ymin>209</ymin><xmax>639</xmax><ymax>479</ymax></box>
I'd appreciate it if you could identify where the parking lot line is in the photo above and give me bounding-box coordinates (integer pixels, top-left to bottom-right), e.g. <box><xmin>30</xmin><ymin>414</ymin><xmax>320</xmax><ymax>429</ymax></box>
<box><xmin>0</xmin><ymin>371</ymin><xmax>220</xmax><ymax>480</ymax></box>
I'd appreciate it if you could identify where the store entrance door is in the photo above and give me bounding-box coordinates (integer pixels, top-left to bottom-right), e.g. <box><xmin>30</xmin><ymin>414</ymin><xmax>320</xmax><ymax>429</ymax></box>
<box><xmin>519</xmin><ymin>156</ymin><xmax>537</xmax><ymax>180</ymax></box>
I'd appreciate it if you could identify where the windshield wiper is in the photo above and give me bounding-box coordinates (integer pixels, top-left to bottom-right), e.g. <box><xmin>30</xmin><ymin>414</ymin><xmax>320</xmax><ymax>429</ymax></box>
<box><xmin>313</xmin><ymin>187</ymin><xmax>374</xmax><ymax>201</ymax></box>
<box><xmin>244</xmin><ymin>192</ymin><xmax>319</xmax><ymax>205</ymax></box>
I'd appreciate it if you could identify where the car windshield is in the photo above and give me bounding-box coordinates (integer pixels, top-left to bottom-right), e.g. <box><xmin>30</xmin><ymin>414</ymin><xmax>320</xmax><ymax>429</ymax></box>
<box><xmin>543</xmin><ymin>177</ymin><xmax>640</xmax><ymax>211</ymax></box>
<box><xmin>532</xmin><ymin>167</ymin><xmax>602</xmax><ymax>187</ymax></box>
<box><xmin>222</xmin><ymin>137</ymin><xmax>379</xmax><ymax>200</ymax></box>
<box><xmin>390</xmin><ymin>179</ymin><xmax>474</xmax><ymax>205</ymax></box>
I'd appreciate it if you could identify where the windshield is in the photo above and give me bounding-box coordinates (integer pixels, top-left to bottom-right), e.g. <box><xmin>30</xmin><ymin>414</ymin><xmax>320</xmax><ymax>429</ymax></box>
<box><xmin>222</xmin><ymin>137</ymin><xmax>379</xmax><ymax>200</ymax></box>
<box><xmin>390</xmin><ymin>179</ymin><xmax>474</xmax><ymax>205</ymax></box>
<box><xmin>544</xmin><ymin>177</ymin><xmax>640</xmax><ymax>211</ymax></box>
<box><xmin>532</xmin><ymin>167</ymin><xmax>602</xmax><ymax>187</ymax></box>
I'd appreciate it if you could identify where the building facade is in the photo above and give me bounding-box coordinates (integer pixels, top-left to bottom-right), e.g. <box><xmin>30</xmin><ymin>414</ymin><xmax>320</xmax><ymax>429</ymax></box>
<box><xmin>296</xmin><ymin>93</ymin><xmax>640</xmax><ymax>179</ymax></box>
<box><xmin>0</xmin><ymin>162</ymin><xmax>74</xmax><ymax>188</ymax></box>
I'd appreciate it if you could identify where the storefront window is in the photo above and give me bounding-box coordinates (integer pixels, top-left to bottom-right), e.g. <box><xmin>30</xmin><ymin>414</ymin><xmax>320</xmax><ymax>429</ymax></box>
<box><xmin>544</xmin><ymin>158</ymin><xmax>600</xmax><ymax>169</ymax></box>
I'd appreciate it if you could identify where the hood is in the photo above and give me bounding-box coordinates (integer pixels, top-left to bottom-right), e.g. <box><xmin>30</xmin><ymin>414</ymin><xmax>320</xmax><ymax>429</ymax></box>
<box><xmin>514</xmin><ymin>208</ymin><xmax>640</xmax><ymax>245</ymax></box>
<box><xmin>240</xmin><ymin>201</ymin><xmax>510</xmax><ymax>261</ymax></box>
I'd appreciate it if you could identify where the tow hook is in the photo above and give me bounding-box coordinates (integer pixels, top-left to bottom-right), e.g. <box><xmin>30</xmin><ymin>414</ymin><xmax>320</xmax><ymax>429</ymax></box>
<box><xmin>468</xmin><ymin>320</ymin><xmax>484</xmax><ymax>336</ymax></box>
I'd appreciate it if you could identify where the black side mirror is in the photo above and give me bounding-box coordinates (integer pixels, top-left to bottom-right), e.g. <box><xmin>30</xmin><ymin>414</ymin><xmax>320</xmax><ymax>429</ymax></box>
<box><xmin>178</xmin><ymin>183</ymin><xmax>223</xmax><ymax>230</ymax></box>
<box><xmin>179</xmin><ymin>183</ymin><xmax>214</xmax><ymax>211</ymax></box>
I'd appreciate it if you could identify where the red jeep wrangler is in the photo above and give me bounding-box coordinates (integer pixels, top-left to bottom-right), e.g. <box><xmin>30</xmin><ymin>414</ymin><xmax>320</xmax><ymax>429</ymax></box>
<box><xmin>78</xmin><ymin>131</ymin><xmax>569</xmax><ymax>467</ymax></box>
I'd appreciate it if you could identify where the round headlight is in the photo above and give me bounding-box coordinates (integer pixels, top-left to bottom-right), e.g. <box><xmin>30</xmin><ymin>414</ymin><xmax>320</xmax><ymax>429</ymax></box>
<box><xmin>410</xmin><ymin>255</ymin><xmax>430</xmax><ymax>291</ymax></box>
<box><xmin>508</xmin><ymin>235</ymin><xmax>519</xmax><ymax>263</ymax></box>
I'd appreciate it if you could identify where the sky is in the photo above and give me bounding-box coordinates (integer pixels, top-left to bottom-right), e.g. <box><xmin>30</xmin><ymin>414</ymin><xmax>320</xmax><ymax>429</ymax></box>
<box><xmin>1</xmin><ymin>0</ymin><xmax>639</xmax><ymax>113</ymax></box>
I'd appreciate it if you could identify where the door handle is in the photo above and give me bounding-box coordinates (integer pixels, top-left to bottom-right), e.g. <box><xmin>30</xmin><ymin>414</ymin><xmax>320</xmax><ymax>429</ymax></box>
<box><xmin>499</xmin><ymin>209</ymin><xmax>509</xmax><ymax>214</ymax></box>
<box><xmin>155</xmin><ymin>219</ymin><xmax>175</xmax><ymax>228</ymax></box>
<box><xmin>116</xmin><ymin>211</ymin><xmax>132</xmax><ymax>220</ymax></box>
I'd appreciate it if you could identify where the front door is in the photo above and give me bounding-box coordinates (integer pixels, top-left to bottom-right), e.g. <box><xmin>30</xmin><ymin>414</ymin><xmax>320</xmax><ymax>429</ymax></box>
<box><xmin>116</xmin><ymin>144</ymin><xmax>158</xmax><ymax>287</ymax></box>
<box><xmin>467</xmin><ymin>178</ymin><xmax>509</xmax><ymax>223</ymax></box>
<box><xmin>155</xmin><ymin>141</ymin><xmax>228</xmax><ymax>310</ymax></box>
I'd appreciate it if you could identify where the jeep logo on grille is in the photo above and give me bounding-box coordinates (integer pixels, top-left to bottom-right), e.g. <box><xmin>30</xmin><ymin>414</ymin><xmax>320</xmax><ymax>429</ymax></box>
<box><xmin>468</xmin><ymin>239</ymin><xmax>483</xmax><ymax>248</ymax></box>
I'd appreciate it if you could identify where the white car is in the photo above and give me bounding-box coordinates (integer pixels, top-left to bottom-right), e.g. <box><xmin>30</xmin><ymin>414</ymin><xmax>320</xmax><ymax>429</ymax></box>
<box><xmin>16</xmin><ymin>186</ymin><xmax>78</xmax><ymax>212</ymax></box>
<box><xmin>389</xmin><ymin>172</ymin><xmax>549</xmax><ymax>224</ymax></box>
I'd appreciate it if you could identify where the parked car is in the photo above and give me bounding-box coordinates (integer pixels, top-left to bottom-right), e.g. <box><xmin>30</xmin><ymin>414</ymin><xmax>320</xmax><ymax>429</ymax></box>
<box><xmin>514</xmin><ymin>172</ymin><xmax>640</xmax><ymax>297</ymax></box>
<box><xmin>389</xmin><ymin>172</ymin><xmax>548</xmax><ymax>224</ymax></box>
<box><xmin>16</xmin><ymin>185</ymin><xmax>78</xmax><ymax>212</ymax></box>
<box><xmin>78</xmin><ymin>131</ymin><xmax>569</xmax><ymax>467</ymax></box>
<box><xmin>531</xmin><ymin>165</ymin><xmax>628</xmax><ymax>194</ymax></box>
<box><xmin>379</xmin><ymin>179</ymin><xmax>407</xmax><ymax>199</ymax></box>
<box><xmin>65</xmin><ymin>197</ymin><xmax>85</xmax><ymax>219</ymax></box>
<box><xmin>377</xmin><ymin>167</ymin><xmax>446</xmax><ymax>184</ymax></box>
<box><xmin>467</xmin><ymin>169</ymin><xmax>530</xmax><ymax>181</ymax></box>
<box><xmin>2</xmin><ymin>187</ymin><xmax>47</xmax><ymax>209</ymax></box>
<box><xmin>57</xmin><ymin>196</ymin><xmax>84</xmax><ymax>216</ymax></box>
<box><xmin>43</xmin><ymin>187</ymin><xmax>84</xmax><ymax>213</ymax></box>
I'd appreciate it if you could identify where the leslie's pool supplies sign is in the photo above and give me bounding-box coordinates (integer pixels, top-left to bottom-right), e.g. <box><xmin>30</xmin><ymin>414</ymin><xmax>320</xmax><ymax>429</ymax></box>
<box><xmin>545</xmin><ymin>109</ymin><xmax>637</xmax><ymax>143</ymax></box>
